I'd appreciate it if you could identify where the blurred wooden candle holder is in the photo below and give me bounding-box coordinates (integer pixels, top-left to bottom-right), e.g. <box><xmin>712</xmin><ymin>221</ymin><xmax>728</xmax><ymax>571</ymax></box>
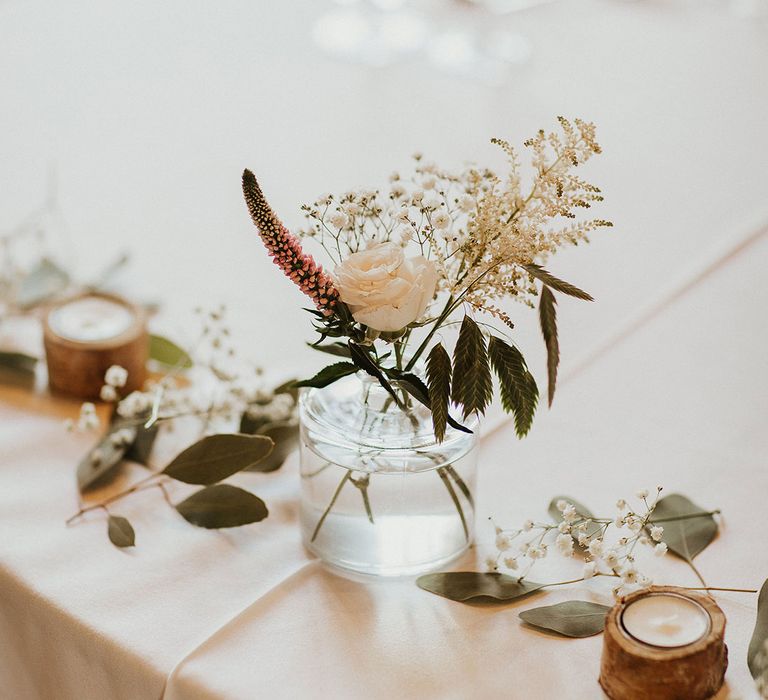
<box><xmin>43</xmin><ymin>292</ymin><xmax>147</xmax><ymax>400</ymax></box>
<box><xmin>600</xmin><ymin>585</ymin><xmax>727</xmax><ymax>700</ymax></box>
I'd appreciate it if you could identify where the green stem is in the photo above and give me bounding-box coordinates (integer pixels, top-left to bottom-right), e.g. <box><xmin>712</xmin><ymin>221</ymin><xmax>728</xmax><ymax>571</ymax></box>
<box><xmin>437</xmin><ymin>466</ymin><xmax>469</xmax><ymax>542</ymax></box>
<box><xmin>686</xmin><ymin>558</ymin><xmax>708</xmax><ymax>589</ymax></box>
<box><xmin>310</xmin><ymin>471</ymin><xmax>351</xmax><ymax>543</ymax></box>
<box><xmin>444</xmin><ymin>465</ymin><xmax>474</xmax><ymax>509</ymax></box>
<box><xmin>405</xmin><ymin>295</ymin><xmax>455</xmax><ymax>372</ymax></box>
<box><xmin>351</xmin><ymin>475</ymin><xmax>375</xmax><ymax>524</ymax></box>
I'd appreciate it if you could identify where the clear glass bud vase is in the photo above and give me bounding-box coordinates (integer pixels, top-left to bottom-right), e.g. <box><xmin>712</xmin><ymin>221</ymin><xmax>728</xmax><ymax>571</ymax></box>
<box><xmin>299</xmin><ymin>371</ymin><xmax>478</xmax><ymax>576</ymax></box>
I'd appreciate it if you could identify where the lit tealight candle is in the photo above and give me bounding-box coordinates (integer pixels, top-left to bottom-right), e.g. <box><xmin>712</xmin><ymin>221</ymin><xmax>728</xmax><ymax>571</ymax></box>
<box><xmin>48</xmin><ymin>296</ymin><xmax>135</xmax><ymax>342</ymax></box>
<box><xmin>621</xmin><ymin>592</ymin><xmax>710</xmax><ymax>647</ymax></box>
<box><xmin>43</xmin><ymin>293</ymin><xmax>147</xmax><ymax>399</ymax></box>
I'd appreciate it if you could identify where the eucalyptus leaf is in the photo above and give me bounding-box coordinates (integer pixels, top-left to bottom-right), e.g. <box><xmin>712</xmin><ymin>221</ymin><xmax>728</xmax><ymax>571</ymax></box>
<box><xmin>17</xmin><ymin>258</ymin><xmax>70</xmax><ymax>308</ymax></box>
<box><xmin>0</xmin><ymin>350</ymin><xmax>37</xmax><ymax>376</ymax></box>
<box><xmin>548</xmin><ymin>496</ymin><xmax>602</xmax><ymax>551</ymax></box>
<box><xmin>246</xmin><ymin>422</ymin><xmax>298</xmax><ymax>472</ymax></box>
<box><xmin>519</xmin><ymin>601</ymin><xmax>610</xmax><ymax>638</ymax></box>
<box><xmin>162</xmin><ymin>433</ymin><xmax>274</xmax><ymax>485</ymax></box>
<box><xmin>124</xmin><ymin>423</ymin><xmax>159</xmax><ymax>466</ymax></box>
<box><xmin>107</xmin><ymin>515</ymin><xmax>135</xmax><ymax>548</ymax></box>
<box><xmin>294</xmin><ymin>362</ymin><xmax>358</xmax><ymax>389</ymax></box>
<box><xmin>748</xmin><ymin>578</ymin><xmax>768</xmax><ymax>680</ymax></box>
<box><xmin>77</xmin><ymin>426</ymin><xmax>138</xmax><ymax>492</ymax></box>
<box><xmin>649</xmin><ymin>493</ymin><xmax>718</xmax><ymax>562</ymax></box>
<box><xmin>149</xmin><ymin>334</ymin><xmax>193</xmax><ymax>369</ymax></box>
<box><xmin>175</xmin><ymin>484</ymin><xmax>268</xmax><ymax>528</ymax></box>
<box><xmin>416</xmin><ymin>572</ymin><xmax>545</xmax><ymax>603</ymax></box>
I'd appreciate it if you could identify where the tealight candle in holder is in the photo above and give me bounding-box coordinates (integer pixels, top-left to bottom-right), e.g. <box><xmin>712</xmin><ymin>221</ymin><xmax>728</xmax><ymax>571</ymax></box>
<box><xmin>43</xmin><ymin>292</ymin><xmax>147</xmax><ymax>399</ymax></box>
<box><xmin>600</xmin><ymin>585</ymin><xmax>727</xmax><ymax>700</ymax></box>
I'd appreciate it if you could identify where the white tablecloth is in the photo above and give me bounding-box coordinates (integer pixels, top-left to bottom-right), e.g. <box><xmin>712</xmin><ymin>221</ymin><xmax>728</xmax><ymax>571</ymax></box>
<box><xmin>2</xmin><ymin>0</ymin><xmax>767</xmax><ymax>698</ymax></box>
<box><xmin>1</xmin><ymin>226</ymin><xmax>766</xmax><ymax>700</ymax></box>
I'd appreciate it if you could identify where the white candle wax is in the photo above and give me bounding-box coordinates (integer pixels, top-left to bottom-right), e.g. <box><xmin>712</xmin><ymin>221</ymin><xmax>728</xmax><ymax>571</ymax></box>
<box><xmin>49</xmin><ymin>296</ymin><xmax>135</xmax><ymax>342</ymax></box>
<box><xmin>621</xmin><ymin>593</ymin><xmax>710</xmax><ymax>647</ymax></box>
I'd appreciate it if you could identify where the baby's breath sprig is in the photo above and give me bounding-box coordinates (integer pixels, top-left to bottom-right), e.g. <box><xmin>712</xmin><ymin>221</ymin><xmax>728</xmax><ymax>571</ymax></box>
<box><xmin>487</xmin><ymin>487</ymin><xmax>751</xmax><ymax>600</ymax></box>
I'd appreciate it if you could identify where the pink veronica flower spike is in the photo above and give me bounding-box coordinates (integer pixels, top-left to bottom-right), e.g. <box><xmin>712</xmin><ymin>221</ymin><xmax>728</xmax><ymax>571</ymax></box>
<box><xmin>242</xmin><ymin>169</ymin><xmax>339</xmax><ymax>316</ymax></box>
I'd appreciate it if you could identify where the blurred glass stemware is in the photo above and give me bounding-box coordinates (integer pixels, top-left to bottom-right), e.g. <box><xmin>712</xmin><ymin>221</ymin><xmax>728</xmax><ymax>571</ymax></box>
<box><xmin>312</xmin><ymin>0</ymin><xmax>428</xmax><ymax>66</ymax></box>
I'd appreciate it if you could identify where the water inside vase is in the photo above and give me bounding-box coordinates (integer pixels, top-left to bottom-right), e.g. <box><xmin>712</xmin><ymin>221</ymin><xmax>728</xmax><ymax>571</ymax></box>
<box><xmin>299</xmin><ymin>372</ymin><xmax>478</xmax><ymax>576</ymax></box>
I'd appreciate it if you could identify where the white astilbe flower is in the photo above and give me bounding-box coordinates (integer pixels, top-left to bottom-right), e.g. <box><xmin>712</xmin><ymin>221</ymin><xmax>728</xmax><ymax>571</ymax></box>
<box><xmin>298</xmin><ymin>117</ymin><xmax>611</xmax><ymax>324</ymax></box>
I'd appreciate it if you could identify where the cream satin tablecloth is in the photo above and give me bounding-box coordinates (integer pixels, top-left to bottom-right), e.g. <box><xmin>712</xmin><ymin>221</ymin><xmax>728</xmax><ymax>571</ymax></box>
<box><xmin>1</xmin><ymin>230</ymin><xmax>766</xmax><ymax>699</ymax></box>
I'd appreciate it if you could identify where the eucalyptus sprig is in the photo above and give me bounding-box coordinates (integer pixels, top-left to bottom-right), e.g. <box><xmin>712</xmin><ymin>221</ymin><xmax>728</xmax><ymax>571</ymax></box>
<box><xmin>67</xmin><ymin>433</ymin><xmax>275</xmax><ymax>547</ymax></box>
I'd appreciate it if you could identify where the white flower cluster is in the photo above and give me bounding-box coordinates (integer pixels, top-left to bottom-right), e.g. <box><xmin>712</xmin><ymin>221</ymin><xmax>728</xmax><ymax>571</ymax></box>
<box><xmin>65</xmin><ymin>306</ymin><xmax>297</xmax><ymax>437</ymax></box>
<box><xmin>99</xmin><ymin>364</ymin><xmax>128</xmax><ymax>402</ymax></box>
<box><xmin>64</xmin><ymin>402</ymin><xmax>101</xmax><ymax>433</ymax></box>
<box><xmin>299</xmin><ymin>118</ymin><xmax>610</xmax><ymax>331</ymax></box>
<box><xmin>488</xmin><ymin>486</ymin><xmax>668</xmax><ymax>599</ymax></box>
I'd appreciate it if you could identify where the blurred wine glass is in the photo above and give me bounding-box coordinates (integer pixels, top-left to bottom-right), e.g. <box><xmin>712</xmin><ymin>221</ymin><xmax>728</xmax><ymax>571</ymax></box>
<box><xmin>312</xmin><ymin>0</ymin><xmax>428</xmax><ymax>66</ymax></box>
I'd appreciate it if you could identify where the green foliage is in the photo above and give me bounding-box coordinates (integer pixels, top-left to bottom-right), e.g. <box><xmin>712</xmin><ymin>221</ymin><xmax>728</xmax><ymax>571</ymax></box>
<box><xmin>451</xmin><ymin>316</ymin><xmax>493</xmax><ymax>419</ymax></box>
<box><xmin>244</xmin><ymin>422</ymin><xmax>298</xmax><ymax>472</ymax></box>
<box><xmin>148</xmin><ymin>335</ymin><xmax>193</xmax><ymax>369</ymax></box>
<box><xmin>107</xmin><ymin>515</ymin><xmax>135</xmax><ymax>548</ymax></box>
<box><xmin>523</xmin><ymin>264</ymin><xmax>593</xmax><ymax>301</ymax></box>
<box><xmin>0</xmin><ymin>350</ymin><xmax>37</xmax><ymax>376</ymax></box>
<box><xmin>175</xmin><ymin>484</ymin><xmax>268</xmax><ymax>528</ymax></box>
<box><xmin>487</xmin><ymin>336</ymin><xmax>538</xmax><ymax>438</ymax></box>
<box><xmin>77</xmin><ymin>426</ymin><xmax>138</xmax><ymax>492</ymax></box>
<box><xmin>417</xmin><ymin>572</ymin><xmax>545</xmax><ymax>603</ymax></box>
<box><xmin>426</xmin><ymin>343</ymin><xmax>452</xmax><ymax>442</ymax></box>
<box><xmin>123</xmin><ymin>423</ymin><xmax>159</xmax><ymax>466</ymax></box>
<box><xmin>519</xmin><ymin>601</ymin><xmax>609</xmax><ymax>637</ymax></box>
<box><xmin>162</xmin><ymin>434</ymin><xmax>273</xmax><ymax>485</ymax></box>
<box><xmin>649</xmin><ymin>494</ymin><xmax>718</xmax><ymax>562</ymax></box>
<box><xmin>539</xmin><ymin>286</ymin><xmax>559</xmax><ymax>406</ymax></box>
<box><xmin>348</xmin><ymin>342</ymin><xmax>403</xmax><ymax>407</ymax></box>
<box><xmin>294</xmin><ymin>362</ymin><xmax>357</xmax><ymax>388</ymax></box>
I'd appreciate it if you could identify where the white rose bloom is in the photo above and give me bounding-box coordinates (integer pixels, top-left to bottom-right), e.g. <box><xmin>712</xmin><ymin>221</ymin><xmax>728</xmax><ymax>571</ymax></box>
<box><xmin>334</xmin><ymin>242</ymin><xmax>438</xmax><ymax>332</ymax></box>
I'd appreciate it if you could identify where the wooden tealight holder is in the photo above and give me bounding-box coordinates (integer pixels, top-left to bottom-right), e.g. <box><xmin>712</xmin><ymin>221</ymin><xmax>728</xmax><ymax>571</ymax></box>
<box><xmin>43</xmin><ymin>292</ymin><xmax>148</xmax><ymax>400</ymax></box>
<box><xmin>600</xmin><ymin>586</ymin><xmax>727</xmax><ymax>700</ymax></box>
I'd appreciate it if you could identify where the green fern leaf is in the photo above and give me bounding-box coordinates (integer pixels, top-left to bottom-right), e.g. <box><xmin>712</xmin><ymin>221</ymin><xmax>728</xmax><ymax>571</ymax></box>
<box><xmin>451</xmin><ymin>316</ymin><xmax>493</xmax><ymax>419</ymax></box>
<box><xmin>539</xmin><ymin>286</ymin><xmax>559</xmax><ymax>406</ymax></box>
<box><xmin>426</xmin><ymin>343</ymin><xmax>452</xmax><ymax>442</ymax></box>
<box><xmin>487</xmin><ymin>336</ymin><xmax>539</xmax><ymax>437</ymax></box>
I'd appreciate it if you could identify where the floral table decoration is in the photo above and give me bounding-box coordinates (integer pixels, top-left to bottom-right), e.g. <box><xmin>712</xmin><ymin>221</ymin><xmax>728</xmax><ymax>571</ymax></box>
<box><xmin>242</xmin><ymin>116</ymin><xmax>612</xmax><ymax>575</ymax></box>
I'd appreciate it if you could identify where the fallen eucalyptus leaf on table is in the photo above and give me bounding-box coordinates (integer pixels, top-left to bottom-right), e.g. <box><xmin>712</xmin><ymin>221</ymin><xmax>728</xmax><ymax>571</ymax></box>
<box><xmin>161</xmin><ymin>433</ymin><xmax>273</xmax><ymax>485</ymax></box>
<box><xmin>77</xmin><ymin>425</ymin><xmax>138</xmax><ymax>492</ymax></box>
<box><xmin>519</xmin><ymin>600</ymin><xmax>610</xmax><ymax>638</ymax></box>
<box><xmin>0</xmin><ymin>350</ymin><xmax>38</xmax><ymax>376</ymax></box>
<box><xmin>416</xmin><ymin>572</ymin><xmax>545</xmax><ymax>603</ymax></box>
<box><xmin>748</xmin><ymin>578</ymin><xmax>768</xmax><ymax>681</ymax></box>
<box><xmin>649</xmin><ymin>493</ymin><xmax>718</xmax><ymax>564</ymax></box>
<box><xmin>148</xmin><ymin>334</ymin><xmax>193</xmax><ymax>369</ymax></box>
<box><xmin>175</xmin><ymin>484</ymin><xmax>268</xmax><ymax>528</ymax></box>
<box><xmin>107</xmin><ymin>515</ymin><xmax>136</xmax><ymax>548</ymax></box>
